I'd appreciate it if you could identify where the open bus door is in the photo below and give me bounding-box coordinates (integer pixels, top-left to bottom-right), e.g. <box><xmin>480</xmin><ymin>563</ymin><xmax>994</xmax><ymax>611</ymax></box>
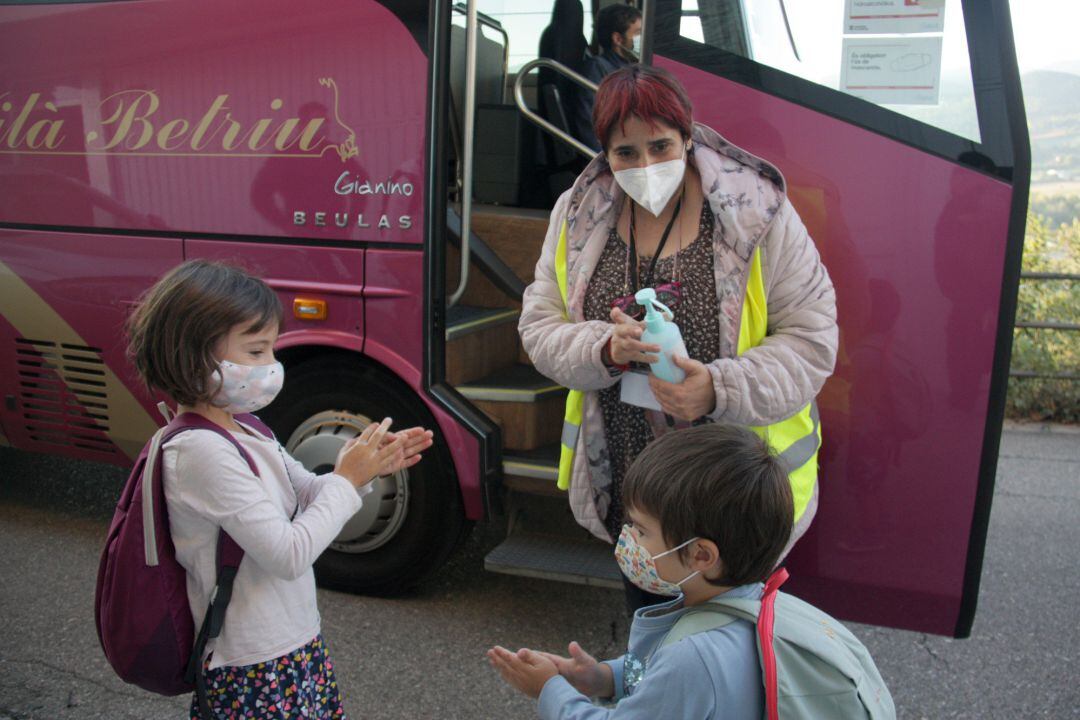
<box><xmin>642</xmin><ymin>0</ymin><xmax>1028</xmax><ymax>638</ymax></box>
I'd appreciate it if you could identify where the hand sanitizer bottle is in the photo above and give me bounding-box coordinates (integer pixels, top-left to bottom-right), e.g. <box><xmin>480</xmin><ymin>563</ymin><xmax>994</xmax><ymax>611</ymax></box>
<box><xmin>635</xmin><ymin>288</ymin><xmax>688</xmax><ymax>383</ymax></box>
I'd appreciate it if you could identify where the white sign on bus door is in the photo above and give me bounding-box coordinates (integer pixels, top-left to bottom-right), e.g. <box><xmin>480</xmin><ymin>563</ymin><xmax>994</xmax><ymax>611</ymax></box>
<box><xmin>844</xmin><ymin>0</ymin><xmax>946</xmax><ymax>35</ymax></box>
<box><xmin>840</xmin><ymin>36</ymin><xmax>943</xmax><ymax>105</ymax></box>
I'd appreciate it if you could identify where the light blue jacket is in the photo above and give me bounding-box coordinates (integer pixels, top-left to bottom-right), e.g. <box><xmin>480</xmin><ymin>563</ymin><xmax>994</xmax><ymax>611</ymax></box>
<box><xmin>537</xmin><ymin>584</ymin><xmax>764</xmax><ymax>720</ymax></box>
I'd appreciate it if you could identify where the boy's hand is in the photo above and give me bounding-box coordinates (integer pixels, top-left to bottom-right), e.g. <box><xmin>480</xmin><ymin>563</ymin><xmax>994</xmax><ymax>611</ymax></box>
<box><xmin>486</xmin><ymin>646</ymin><xmax>559</xmax><ymax>699</ymax></box>
<box><xmin>378</xmin><ymin>426</ymin><xmax>433</xmax><ymax>475</ymax></box>
<box><xmin>333</xmin><ymin>418</ymin><xmax>405</xmax><ymax>489</ymax></box>
<box><xmin>535</xmin><ymin>641</ymin><xmax>614</xmax><ymax>699</ymax></box>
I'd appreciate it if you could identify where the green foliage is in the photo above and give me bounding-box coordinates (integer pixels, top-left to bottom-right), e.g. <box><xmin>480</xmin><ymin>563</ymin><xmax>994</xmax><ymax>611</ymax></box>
<box><xmin>1029</xmin><ymin>194</ymin><xmax>1080</xmax><ymax>229</ymax></box>
<box><xmin>1006</xmin><ymin>212</ymin><xmax>1080</xmax><ymax>422</ymax></box>
<box><xmin>1024</xmin><ymin>71</ymin><xmax>1080</xmax><ymax>185</ymax></box>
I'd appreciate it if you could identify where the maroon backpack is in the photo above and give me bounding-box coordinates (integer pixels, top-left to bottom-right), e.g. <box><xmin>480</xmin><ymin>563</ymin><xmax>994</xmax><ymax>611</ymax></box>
<box><xmin>95</xmin><ymin>411</ymin><xmax>272</xmax><ymax>717</ymax></box>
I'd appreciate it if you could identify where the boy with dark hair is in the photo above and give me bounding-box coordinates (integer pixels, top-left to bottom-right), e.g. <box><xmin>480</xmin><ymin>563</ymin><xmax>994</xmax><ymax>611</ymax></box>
<box><xmin>488</xmin><ymin>423</ymin><xmax>892</xmax><ymax>719</ymax></box>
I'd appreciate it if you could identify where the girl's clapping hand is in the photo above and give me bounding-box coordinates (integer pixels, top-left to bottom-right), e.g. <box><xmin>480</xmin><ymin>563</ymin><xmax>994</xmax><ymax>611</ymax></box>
<box><xmin>378</xmin><ymin>426</ymin><xmax>434</xmax><ymax>475</ymax></box>
<box><xmin>333</xmin><ymin>418</ymin><xmax>405</xmax><ymax>488</ymax></box>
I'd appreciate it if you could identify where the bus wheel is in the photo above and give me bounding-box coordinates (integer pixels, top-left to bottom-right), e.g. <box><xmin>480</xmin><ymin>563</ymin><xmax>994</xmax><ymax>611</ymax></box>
<box><xmin>259</xmin><ymin>356</ymin><xmax>469</xmax><ymax>595</ymax></box>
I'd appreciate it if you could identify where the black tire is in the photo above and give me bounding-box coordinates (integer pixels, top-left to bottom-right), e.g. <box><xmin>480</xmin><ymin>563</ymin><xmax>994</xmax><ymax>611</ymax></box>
<box><xmin>259</xmin><ymin>355</ymin><xmax>470</xmax><ymax>595</ymax></box>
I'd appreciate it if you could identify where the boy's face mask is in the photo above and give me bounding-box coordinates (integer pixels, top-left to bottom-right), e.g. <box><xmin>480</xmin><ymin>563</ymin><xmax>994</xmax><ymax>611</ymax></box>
<box><xmin>614</xmin><ymin>524</ymin><xmax>700</xmax><ymax>596</ymax></box>
<box><xmin>209</xmin><ymin>360</ymin><xmax>284</xmax><ymax>414</ymax></box>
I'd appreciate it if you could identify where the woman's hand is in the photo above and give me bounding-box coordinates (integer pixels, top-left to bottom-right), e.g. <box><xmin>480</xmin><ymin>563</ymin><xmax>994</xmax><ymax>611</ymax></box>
<box><xmin>333</xmin><ymin>418</ymin><xmax>406</xmax><ymax>489</ymax></box>
<box><xmin>486</xmin><ymin>646</ymin><xmax>559</xmax><ymax>699</ymax></box>
<box><xmin>534</xmin><ymin>641</ymin><xmax>614</xmax><ymax>699</ymax></box>
<box><xmin>608</xmin><ymin>307</ymin><xmax>660</xmax><ymax>366</ymax></box>
<box><xmin>378</xmin><ymin>426</ymin><xmax>433</xmax><ymax>475</ymax></box>
<box><xmin>649</xmin><ymin>355</ymin><xmax>717</xmax><ymax>421</ymax></box>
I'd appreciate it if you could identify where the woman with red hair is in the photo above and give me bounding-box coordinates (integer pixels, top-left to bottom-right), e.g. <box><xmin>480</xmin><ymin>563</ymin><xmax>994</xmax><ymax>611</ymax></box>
<box><xmin>519</xmin><ymin>65</ymin><xmax>838</xmax><ymax>608</ymax></box>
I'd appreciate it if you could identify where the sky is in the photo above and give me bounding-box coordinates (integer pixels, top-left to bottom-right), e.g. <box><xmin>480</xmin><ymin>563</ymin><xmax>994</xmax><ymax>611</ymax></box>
<box><xmin>1008</xmin><ymin>0</ymin><xmax>1080</xmax><ymax>74</ymax></box>
<box><xmin>733</xmin><ymin>0</ymin><xmax>1080</xmax><ymax>85</ymax></box>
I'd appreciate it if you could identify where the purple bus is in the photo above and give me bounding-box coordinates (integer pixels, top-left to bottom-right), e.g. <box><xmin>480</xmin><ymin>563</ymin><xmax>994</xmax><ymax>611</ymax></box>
<box><xmin>0</xmin><ymin>0</ymin><xmax>1028</xmax><ymax>638</ymax></box>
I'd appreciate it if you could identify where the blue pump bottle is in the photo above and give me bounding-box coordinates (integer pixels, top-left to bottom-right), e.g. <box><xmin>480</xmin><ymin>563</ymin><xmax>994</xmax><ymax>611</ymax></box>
<box><xmin>635</xmin><ymin>288</ymin><xmax>688</xmax><ymax>383</ymax></box>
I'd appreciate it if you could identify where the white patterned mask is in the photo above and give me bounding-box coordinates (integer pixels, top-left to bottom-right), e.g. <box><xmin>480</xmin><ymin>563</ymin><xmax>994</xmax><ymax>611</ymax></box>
<box><xmin>614</xmin><ymin>524</ymin><xmax>700</xmax><ymax>596</ymax></box>
<box><xmin>209</xmin><ymin>360</ymin><xmax>284</xmax><ymax>413</ymax></box>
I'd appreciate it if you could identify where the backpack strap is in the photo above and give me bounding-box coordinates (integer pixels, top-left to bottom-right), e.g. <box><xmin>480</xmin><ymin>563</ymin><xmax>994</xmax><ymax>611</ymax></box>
<box><xmin>661</xmin><ymin>568</ymin><xmax>788</xmax><ymax>720</ymax></box>
<box><xmin>757</xmin><ymin>567</ymin><xmax>787</xmax><ymax>720</ymax></box>
<box><xmin>661</xmin><ymin>607</ymin><xmax>739</xmax><ymax>649</ymax></box>
<box><xmin>235</xmin><ymin>412</ymin><xmax>276</xmax><ymax>441</ymax></box>
<box><xmin>150</xmin><ymin>412</ymin><xmax>268</xmax><ymax>720</ymax></box>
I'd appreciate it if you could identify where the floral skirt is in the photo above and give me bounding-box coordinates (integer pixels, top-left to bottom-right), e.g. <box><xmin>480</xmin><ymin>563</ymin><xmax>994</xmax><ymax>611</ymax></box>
<box><xmin>190</xmin><ymin>634</ymin><xmax>346</xmax><ymax>720</ymax></box>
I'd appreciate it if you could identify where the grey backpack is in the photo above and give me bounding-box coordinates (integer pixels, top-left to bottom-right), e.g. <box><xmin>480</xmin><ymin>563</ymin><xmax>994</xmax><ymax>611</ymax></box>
<box><xmin>661</xmin><ymin>569</ymin><xmax>895</xmax><ymax>720</ymax></box>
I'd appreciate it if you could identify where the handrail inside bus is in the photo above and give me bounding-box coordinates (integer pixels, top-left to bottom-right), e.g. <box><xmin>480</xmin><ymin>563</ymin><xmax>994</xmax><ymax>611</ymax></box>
<box><xmin>448</xmin><ymin>0</ymin><xmax>481</xmax><ymax>308</ymax></box>
<box><xmin>512</xmin><ymin>58</ymin><xmax>598</xmax><ymax>161</ymax></box>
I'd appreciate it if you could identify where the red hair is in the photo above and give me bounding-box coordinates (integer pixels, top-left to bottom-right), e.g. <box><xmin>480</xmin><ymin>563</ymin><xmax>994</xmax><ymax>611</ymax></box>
<box><xmin>592</xmin><ymin>65</ymin><xmax>694</xmax><ymax>151</ymax></box>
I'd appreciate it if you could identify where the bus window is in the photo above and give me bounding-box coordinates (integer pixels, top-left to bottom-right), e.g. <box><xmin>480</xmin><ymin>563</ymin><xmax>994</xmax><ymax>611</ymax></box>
<box><xmin>473</xmin><ymin>0</ymin><xmax>594</xmax><ymax>73</ymax></box>
<box><xmin>679</xmin><ymin>0</ymin><xmax>981</xmax><ymax>142</ymax></box>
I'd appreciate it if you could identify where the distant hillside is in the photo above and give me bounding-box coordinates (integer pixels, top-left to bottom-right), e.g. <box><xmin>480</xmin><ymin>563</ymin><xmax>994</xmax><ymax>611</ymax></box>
<box><xmin>1022</xmin><ymin>70</ymin><xmax>1080</xmax><ymax>186</ymax></box>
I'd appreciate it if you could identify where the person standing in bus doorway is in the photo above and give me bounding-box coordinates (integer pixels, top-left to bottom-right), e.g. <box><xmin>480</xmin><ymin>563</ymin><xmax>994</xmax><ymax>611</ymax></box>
<box><xmin>518</xmin><ymin>65</ymin><xmax>837</xmax><ymax>611</ymax></box>
<box><xmin>572</xmin><ymin>3</ymin><xmax>642</xmax><ymax>151</ymax></box>
<box><xmin>126</xmin><ymin>260</ymin><xmax>433</xmax><ymax>719</ymax></box>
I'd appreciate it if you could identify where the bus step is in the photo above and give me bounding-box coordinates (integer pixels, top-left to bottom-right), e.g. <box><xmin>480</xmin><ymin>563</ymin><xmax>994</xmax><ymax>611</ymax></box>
<box><xmin>459</xmin><ymin>366</ymin><xmax>566</xmax><ymax>450</ymax></box>
<box><xmin>446</xmin><ymin>304</ymin><xmax>519</xmax><ymax>341</ymax></box>
<box><xmin>484</xmin><ymin>532</ymin><xmax>622</xmax><ymax>589</ymax></box>
<box><xmin>446</xmin><ymin>305</ymin><xmax>521</xmax><ymax>385</ymax></box>
<box><xmin>503</xmin><ymin>443</ymin><xmax>559</xmax><ymax>486</ymax></box>
<box><xmin>457</xmin><ymin>364</ymin><xmax>565</xmax><ymax>403</ymax></box>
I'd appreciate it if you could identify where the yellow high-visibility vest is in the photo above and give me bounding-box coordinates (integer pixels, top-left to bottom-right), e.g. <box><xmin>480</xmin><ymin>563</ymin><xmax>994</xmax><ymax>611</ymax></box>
<box><xmin>554</xmin><ymin>219</ymin><xmax>819</xmax><ymax>522</ymax></box>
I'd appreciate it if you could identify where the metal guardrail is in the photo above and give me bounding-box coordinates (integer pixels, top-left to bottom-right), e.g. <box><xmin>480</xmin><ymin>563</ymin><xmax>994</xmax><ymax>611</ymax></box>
<box><xmin>448</xmin><ymin>0</ymin><xmax>481</xmax><ymax>308</ymax></box>
<box><xmin>445</xmin><ymin>5</ymin><xmax>509</xmax><ymax>308</ymax></box>
<box><xmin>1010</xmin><ymin>271</ymin><xmax>1078</xmax><ymax>381</ymax></box>
<box><xmin>512</xmin><ymin>58</ymin><xmax>598</xmax><ymax>160</ymax></box>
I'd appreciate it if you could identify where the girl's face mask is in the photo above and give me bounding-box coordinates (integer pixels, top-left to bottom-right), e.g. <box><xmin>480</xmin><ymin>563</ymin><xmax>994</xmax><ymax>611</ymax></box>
<box><xmin>614</xmin><ymin>524</ymin><xmax>700</xmax><ymax>596</ymax></box>
<box><xmin>209</xmin><ymin>360</ymin><xmax>284</xmax><ymax>414</ymax></box>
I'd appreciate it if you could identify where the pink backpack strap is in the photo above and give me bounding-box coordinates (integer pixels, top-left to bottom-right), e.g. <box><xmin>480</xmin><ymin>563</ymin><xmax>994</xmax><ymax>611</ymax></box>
<box><xmin>235</xmin><ymin>412</ymin><xmax>276</xmax><ymax>442</ymax></box>
<box><xmin>758</xmin><ymin>567</ymin><xmax>789</xmax><ymax>720</ymax></box>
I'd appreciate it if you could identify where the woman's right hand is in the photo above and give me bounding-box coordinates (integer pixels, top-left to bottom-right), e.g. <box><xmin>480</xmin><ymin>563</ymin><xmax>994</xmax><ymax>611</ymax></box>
<box><xmin>333</xmin><ymin>418</ymin><xmax>406</xmax><ymax>489</ymax></box>
<box><xmin>609</xmin><ymin>307</ymin><xmax>660</xmax><ymax>366</ymax></box>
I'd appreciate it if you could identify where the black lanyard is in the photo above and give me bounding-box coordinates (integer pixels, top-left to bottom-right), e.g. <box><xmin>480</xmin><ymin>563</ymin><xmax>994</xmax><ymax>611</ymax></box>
<box><xmin>629</xmin><ymin>195</ymin><xmax>683</xmax><ymax>292</ymax></box>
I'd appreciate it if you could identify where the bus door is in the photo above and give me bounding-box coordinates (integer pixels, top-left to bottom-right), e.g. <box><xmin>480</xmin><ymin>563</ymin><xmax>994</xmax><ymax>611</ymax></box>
<box><xmin>646</xmin><ymin>0</ymin><xmax>1028</xmax><ymax>637</ymax></box>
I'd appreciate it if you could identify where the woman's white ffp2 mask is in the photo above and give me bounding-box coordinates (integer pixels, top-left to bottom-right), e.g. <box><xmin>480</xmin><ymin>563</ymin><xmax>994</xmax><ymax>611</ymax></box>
<box><xmin>612</xmin><ymin>153</ymin><xmax>686</xmax><ymax>217</ymax></box>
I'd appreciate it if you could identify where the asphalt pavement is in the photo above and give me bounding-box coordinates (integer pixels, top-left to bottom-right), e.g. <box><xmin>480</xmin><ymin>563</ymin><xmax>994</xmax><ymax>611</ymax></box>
<box><xmin>1</xmin><ymin>422</ymin><xmax>1077</xmax><ymax>719</ymax></box>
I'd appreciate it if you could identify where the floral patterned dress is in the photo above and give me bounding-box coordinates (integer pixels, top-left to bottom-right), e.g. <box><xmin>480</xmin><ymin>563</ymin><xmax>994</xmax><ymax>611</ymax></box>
<box><xmin>583</xmin><ymin>204</ymin><xmax>722</xmax><ymax>540</ymax></box>
<box><xmin>191</xmin><ymin>634</ymin><xmax>346</xmax><ymax>719</ymax></box>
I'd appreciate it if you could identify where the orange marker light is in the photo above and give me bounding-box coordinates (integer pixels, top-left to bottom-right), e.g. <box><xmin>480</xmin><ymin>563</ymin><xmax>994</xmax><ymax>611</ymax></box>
<box><xmin>293</xmin><ymin>298</ymin><xmax>327</xmax><ymax>321</ymax></box>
